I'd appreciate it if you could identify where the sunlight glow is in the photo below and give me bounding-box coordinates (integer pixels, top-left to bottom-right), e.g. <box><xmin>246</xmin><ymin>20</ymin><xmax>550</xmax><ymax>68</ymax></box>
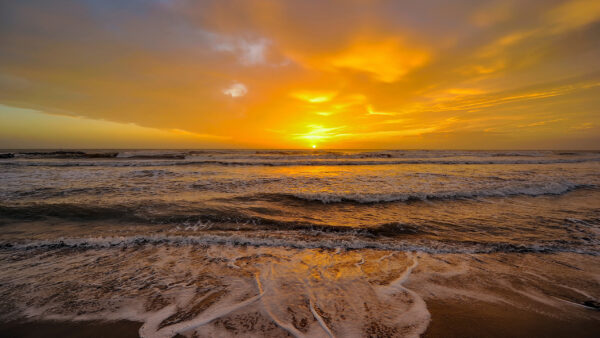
<box><xmin>367</xmin><ymin>105</ymin><xmax>397</xmax><ymax>116</ymax></box>
<box><xmin>291</xmin><ymin>91</ymin><xmax>337</xmax><ymax>103</ymax></box>
<box><xmin>1</xmin><ymin>1</ymin><xmax>598</xmax><ymax>149</ymax></box>
<box><xmin>293</xmin><ymin>125</ymin><xmax>345</xmax><ymax>143</ymax></box>
<box><xmin>327</xmin><ymin>40</ymin><xmax>430</xmax><ymax>82</ymax></box>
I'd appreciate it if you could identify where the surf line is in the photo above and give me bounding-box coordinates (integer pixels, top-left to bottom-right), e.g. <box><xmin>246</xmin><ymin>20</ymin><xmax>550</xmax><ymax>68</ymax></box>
<box><xmin>140</xmin><ymin>274</ymin><xmax>267</xmax><ymax>338</ymax></box>
<box><xmin>255</xmin><ymin>266</ymin><xmax>308</xmax><ymax>337</ymax></box>
<box><xmin>309</xmin><ymin>298</ymin><xmax>335</xmax><ymax>338</ymax></box>
<box><xmin>378</xmin><ymin>252</ymin><xmax>431</xmax><ymax>337</ymax></box>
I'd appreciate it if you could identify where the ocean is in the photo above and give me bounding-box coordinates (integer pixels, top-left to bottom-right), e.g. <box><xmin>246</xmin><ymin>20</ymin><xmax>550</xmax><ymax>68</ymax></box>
<box><xmin>0</xmin><ymin>149</ymin><xmax>599</xmax><ymax>337</ymax></box>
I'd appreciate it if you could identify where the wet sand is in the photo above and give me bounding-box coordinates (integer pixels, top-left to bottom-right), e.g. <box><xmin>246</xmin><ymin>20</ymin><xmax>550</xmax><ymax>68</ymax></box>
<box><xmin>1</xmin><ymin>299</ymin><xmax>597</xmax><ymax>338</ymax></box>
<box><xmin>0</xmin><ymin>320</ymin><xmax>142</xmax><ymax>338</ymax></box>
<box><xmin>424</xmin><ymin>300</ymin><xmax>599</xmax><ymax>338</ymax></box>
<box><xmin>0</xmin><ymin>247</ymin><xmax>598</xmax><ymax>337</ymax></box>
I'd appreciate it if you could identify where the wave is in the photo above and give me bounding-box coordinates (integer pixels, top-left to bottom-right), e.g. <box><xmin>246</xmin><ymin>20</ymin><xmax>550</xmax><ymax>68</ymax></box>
<box><xmin>248</xmin><ymin>183</ymin><xmax>596</xmax><ymax>204</ymax></box>
<box><xmin>0</xmin><ymin>182</ymin><xmax>594</xmax><ymax>221</ymax></box>
<box><xmin>0</xmin><ymin>203</ymin><xmax>145</xmax><ymax>222</ymax></box>
<box><xmin>13</xmin><ymin>151</ymin><xmax>119</xmax><ymax>159</ymax></box>
<box><xmin>0</xmin><ymin>202</ymin><xmax>424</xmax><ymax>237</ymax></box>
<box><xmin>0</xmin><ymin>203</ymin><xmax>262</xmax><ymax>224</ymax></box>
<box><xmin>188</xmin><ymin>149</ymin><xmax>585</xmax><ymax>160</ymax></box>
<box><xmin>3</xmin><ymin>149</ymin><xmax>595</xmax><ymax>159</ymax></box>
<box><xmin>13</xmin><ymin>186</ymin><xmax>118</xmax><ymax>198</ymax></box>
<box><xmin>2</xmin><ymin>157</ymin><xmax>600</xmax><ymax>167</ymax></box>
<box><xmin>118</xmin><ymin>154</ymin><xmax>186</xmax><ymax>159</ymax></box>
<box><xmin>123</xmin><ymin>169</ymin><xmax>182</xmax><ymax>178</ymax></box>
<box><xmin>191</xmin><ymin>177</ymin><xmax>284</xmax><ymax>191</ymax></box>
<box><xmin>2</xmin><ymin>149</ymin><xmax>599</xmax><ymax>166</ymax></box>
<box><xmin>0</xmin><ymin>234</ymin><xmax>596</xmax><ymax>255</ymax></box>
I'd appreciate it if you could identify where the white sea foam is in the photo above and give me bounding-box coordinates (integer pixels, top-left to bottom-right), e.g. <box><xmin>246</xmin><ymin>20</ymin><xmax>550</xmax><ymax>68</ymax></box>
<box><xmin>1</xmin><ymin>242</ymin><xmax>598</xmax><ymax>337</ymax></box>
<box><xmin>2</xmin><ymin>156</ymin><xmax>600</xmax><ymax>167</ymax></box>
<box><xmin>1</xmin><ymin>233</ymin><xmax>595</xmax><ymax>255</ymax></box>
<box><xmin>1</xmin><ymin>149</ymin><xmax>599</xmax><ymax>337</ymax></box>
<box><xmin>282</xmin><ymin>182</ymin><xmax>594</xmax><ymax>203</ymax></box>
<box><xmin>0</xmin><ymin>245</ymin><xmax>438</xmax><ymax>337</ymax></box>
<box><xmin>375</xmin><ymin>254</ymin><xmax>430</xmax><ymax>338</ymax></box>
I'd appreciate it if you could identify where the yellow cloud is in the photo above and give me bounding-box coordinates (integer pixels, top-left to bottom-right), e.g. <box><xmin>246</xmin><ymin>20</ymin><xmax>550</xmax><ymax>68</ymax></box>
<box><xmin>292</xmin><ymin>124</ymin><xmax>347</xmax><ymax>142</ymax></box>
<box><xmin>478</xmin><ymin>31</ymin><xmax>535</xmax><ymax>58</ymax></box>
<box><xmin>315</xmin><ymin>111</ymin><xmax>333</xmax><ymax>116</ymax></box>
<box><xmin>0</xmin><ymin>105</ymin><xmax>229</xmax><ymax>148</ymax></box>
<box><xmin>331</xmin><ymin>94</ymin><xmax>367</xmax><ymax>110</ymax></box>
<box><xmin>325</xmin><ymin>39</ymin><xmax>430</xmax><ymax>82</ymax></box>
<box><xmin>571</xmin><ymin>122</ymin><xmax>594</xmax><ymax>130</ymax></box>
<box><xmin>2</xmin><ymin>1</ymin><xmax>600</xmax><ymax>149</ymax></box>
<box><xmin>168</xmin><ymin>129</ymin><xmax>230</xmax><ymax>140</ymax></box>
<box><xmin>465</xmin><ymin>61</ymin><xmax>506</xmax><ymax>75</ymax></box>
<box><xmin>291</xmin><ymin>90</ymin><xmax>338</xmax><ymax>103</ymax></box>
<box><xmin>518</xmin><ymin>118</ymin><xmax>565</xmax><ymax>128</ymax></box>
<box><xmin>445</xmin><ymin>88</ymin><xmax>487</xmax><ymax>96</ymax></box>
<box><xmin>546</xmin><ymin>0</ymin><xmax>600</xmax><ymax>32</ymax></box>
<box><xmin>471</xmin><ymin>1</ymin><xmax>514</xmax><ymax>27</ymax></box>
<box><xmin>341</xmin><ymin>127</ymin><xmax>438</xmax><ymax>139</ymax></box>
<box><xmin>367</xmin><ymin>105</ymin><xmax>397</xmax><ymax>116</ymax></box>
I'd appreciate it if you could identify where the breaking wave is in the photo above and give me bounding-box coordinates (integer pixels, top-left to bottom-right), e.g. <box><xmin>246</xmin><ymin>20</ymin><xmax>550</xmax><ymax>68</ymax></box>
<box><xmin>1</xmin><ymin>234</ymin><xmax>596</xmax><ymax>255</ymax></box>
<box><xmin>3</xmin><ymin>149</ymin><xmax>600</xmax><ymax>173</ymax></box>
<box><xmin>248</xmin><ymin>183</ymin><xmax>596</xmax><ymax>204</ymax></box>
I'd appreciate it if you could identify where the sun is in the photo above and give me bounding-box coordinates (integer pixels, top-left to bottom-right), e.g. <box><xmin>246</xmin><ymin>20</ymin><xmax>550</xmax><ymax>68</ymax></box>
<box><xmin>312</xmin><ymin>144</ymin><xmax>317</xmax><ymax>149</ymax></box>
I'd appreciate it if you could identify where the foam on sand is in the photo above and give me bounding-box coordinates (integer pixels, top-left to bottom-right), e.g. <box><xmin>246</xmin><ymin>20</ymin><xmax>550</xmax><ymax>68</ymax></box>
<box><xmin>0</xmin><ymin>245</ymin><xmax>437</xmax><ymax>337</ymax></box>
<box><xmin>0</xmin><ymin>243</ymin><xmax>598</xmax><ymax>337</ymax></box>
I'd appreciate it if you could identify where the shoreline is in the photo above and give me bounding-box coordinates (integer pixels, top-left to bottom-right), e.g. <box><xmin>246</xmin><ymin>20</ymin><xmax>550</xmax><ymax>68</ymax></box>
<box><xmin>0</xmin><ymin>299</ymin><xmax>600</xmax><ymax>338</ymax></box>
<box><xmin>0</xmin><ymin>320</ymin><xmax>143</xmax><ymax>338</ymax></box>
<box><xmin>423</xmin><ymin>299</ymin><xmax>599</xmax><ymax>338</ymax></box>
<box><xmin>1</xmin><ymin>245</ymin><xmax>598</xmax><ymax>337</ymax></box>
<box><xmin>2</xmin><ymin>298</ymin><xmax>598</xmax><ymax>338</ymax></box>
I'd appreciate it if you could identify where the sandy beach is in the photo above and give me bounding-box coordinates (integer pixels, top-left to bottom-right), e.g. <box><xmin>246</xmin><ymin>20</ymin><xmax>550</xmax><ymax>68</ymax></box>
<box><xmin>2</xmin><ymin>300</ymin><xmax>598</xmax><ymax>338</ymax></box>
<box><xmin>0</xmin><ymin>243</ymin><xmax>598</xmax><ymax>337</ymax></box>
<box><xmin>1</xmin><ymin>150</ymin><xmax>599</xmax><ymax>337</ymax></box>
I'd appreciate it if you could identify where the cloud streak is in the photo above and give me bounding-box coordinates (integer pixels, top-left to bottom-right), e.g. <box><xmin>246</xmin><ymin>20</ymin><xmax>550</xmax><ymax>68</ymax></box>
<box><xmin>0</xmin><ymin>0</ymin><xmax>599</xmax><ymax>149</ymax></box>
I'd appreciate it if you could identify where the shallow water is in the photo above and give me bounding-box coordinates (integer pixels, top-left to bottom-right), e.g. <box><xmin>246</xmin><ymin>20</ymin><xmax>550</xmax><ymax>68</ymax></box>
<box><xmin>2</xmin><ymin>149</ymin><xmax>599</xmax><ymax>253</ymax></box>
<box><xmin>0</xmin><ymin>149</ymin><xmax>599</xmax><ymax>336</ymax></box>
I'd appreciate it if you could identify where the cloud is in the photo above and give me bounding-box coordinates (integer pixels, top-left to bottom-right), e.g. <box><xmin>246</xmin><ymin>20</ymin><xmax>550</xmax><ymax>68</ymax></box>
<box><xmin>571</xmin><ymin>122</ymin><xmax>594</xmax><ymax>130</ymax></box>
<box><xmin>518</xmin><ymin>118</ymin><xmax>565</xmax><ymax>128</ymax></box>
<box><xmin>291</xmin><ymin>90</ymin><xmax>337</xmax><ymax>103</ymax></box>
<box><xmin>310</xmin><ymin>38</ymin><xmax>430</xmax><ymax>82</ymax></box>
<box><xmin>0</xmin><ymin>104</ymin><xmax>228</xmax><ymax>148</ymax></box>
<box><xmin>223</xmin><ymin>83</ymin><xmax>248</xmax><ymax>97</ymax></box>
<box><xmin>0</xmin><ymin>0</ymin><xmax>599</xmax><ymax>149</ymax></box>
<box><xmin>292</xmin><ymin>125</ymin><xmax>347</xmax><ymax>142</ymax></box>
<box><xmin>545</xmin><ymin>0</ymin><xmax>600</xmax><ymax>33</ymax></box>
<box><xmin>214</xmin><ymin>37</ymin><xmax>271</xmax><ymax>65</ymax></box>
<box><xmin>367</xmin><ymin>105</ymin><xmax>397</xmax><ymax>116</ymax></box>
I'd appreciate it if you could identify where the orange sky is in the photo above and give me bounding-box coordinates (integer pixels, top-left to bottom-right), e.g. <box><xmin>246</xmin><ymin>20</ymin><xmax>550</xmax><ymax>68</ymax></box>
<box><xmin>1</xmin><ymin>0</ymin><xmax>599</xmax><ymax>149</ymax></box>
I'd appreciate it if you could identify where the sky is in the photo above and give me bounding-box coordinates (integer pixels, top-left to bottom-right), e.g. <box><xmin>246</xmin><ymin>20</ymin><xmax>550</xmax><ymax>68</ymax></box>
<box><xmin>0</xmin><ymin>0</ymin><xmax>599</xmax><ymax>149</ymax></box>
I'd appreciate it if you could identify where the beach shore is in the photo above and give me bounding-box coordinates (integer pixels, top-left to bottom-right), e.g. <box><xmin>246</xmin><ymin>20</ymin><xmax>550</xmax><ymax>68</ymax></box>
<box><xmin>0</xmin><ymin>246</ymin><xmax>598</xmax><ymax>337</ymax></box>
<box><xmin>423</xmin><ymin>299</ymin><xmax>599</xmax><ymax>338</ymax></box>
<box><xmin>1</xmin><ymin>298</ymin><xmax>597</xmax><ymax>338</ymax></box>
<box><xmin>0</xmin><ymin>320</ymin><xmax>142</xmax><ymax>338</ymax></box>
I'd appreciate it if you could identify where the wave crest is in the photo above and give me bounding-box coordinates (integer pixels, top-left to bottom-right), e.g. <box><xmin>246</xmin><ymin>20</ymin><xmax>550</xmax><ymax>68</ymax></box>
<box><xmin>1</xmin><ymin>234</ymin><xmax>595</xmax><ymax>255</ymax></box>
<box><xmin>251</xmin><ymin>183</ymin><xmax>595</xmax><ymax>204</ymax></box>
